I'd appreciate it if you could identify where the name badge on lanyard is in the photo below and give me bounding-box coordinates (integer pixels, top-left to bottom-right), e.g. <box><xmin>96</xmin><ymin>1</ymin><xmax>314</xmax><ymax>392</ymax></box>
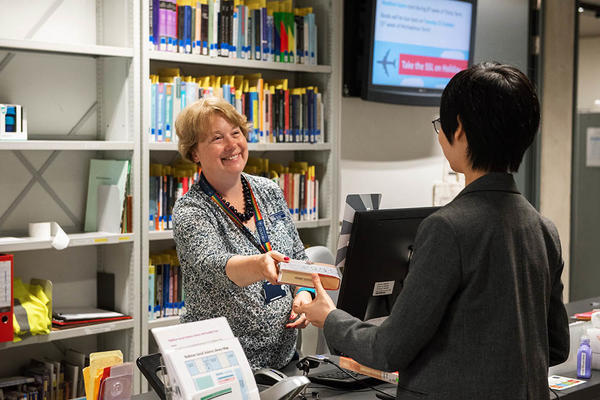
<box><xmin>262</xmin><ymin>282</ymin><xmax>287</xmax><ymax>305</ymax></box>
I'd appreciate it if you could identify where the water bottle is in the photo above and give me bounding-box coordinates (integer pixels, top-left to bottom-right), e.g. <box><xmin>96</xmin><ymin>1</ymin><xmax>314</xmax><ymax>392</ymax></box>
<box><xmin>577</xmin><ymin>335</ymin><xmax>592</xmax><ymax>379</ymax></box>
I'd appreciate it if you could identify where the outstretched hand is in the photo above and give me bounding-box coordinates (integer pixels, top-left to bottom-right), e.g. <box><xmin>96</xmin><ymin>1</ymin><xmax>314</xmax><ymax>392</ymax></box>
<box><xmin>258</xmin><ymin>251</ymin><xmax>288</xmax><ymax>284</ymax></box>
<box><xmin>293</xmin><ymin>274</ymin><xmax>336</xmax><ymax>329</ymax></box>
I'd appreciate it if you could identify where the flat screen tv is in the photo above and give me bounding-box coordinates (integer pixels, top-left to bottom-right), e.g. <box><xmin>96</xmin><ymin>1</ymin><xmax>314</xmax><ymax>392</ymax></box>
<box><xmin>360</xmin><ymin>0</ymin><xmax>477</xmax><ymax>106</ymax></box>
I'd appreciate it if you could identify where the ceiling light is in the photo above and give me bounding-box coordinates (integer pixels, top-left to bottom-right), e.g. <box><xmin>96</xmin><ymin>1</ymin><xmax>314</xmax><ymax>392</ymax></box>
<box><xmin>578</xmin><ymin>7</ymin><xmax>584</xmax><ymax>13</ymax></box>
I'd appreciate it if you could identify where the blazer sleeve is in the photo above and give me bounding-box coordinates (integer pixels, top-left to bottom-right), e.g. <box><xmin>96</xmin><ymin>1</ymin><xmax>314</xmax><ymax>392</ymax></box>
<box><xmin>546</xmin><ymin>223</ymin><xmax>570</xmax><ymax>366</ymax></box>
<box><xmin>323</xmin><ymin>213</ymin><xmax>462</xmax><ymax>372</ymax></box>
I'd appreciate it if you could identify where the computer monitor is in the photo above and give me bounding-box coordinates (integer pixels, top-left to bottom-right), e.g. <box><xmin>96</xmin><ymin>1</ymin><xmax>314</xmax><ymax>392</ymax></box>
<box><xmin>336</xmin><ymin>206</ymin><xmax>440</xmax><ymax>321</ymax></box>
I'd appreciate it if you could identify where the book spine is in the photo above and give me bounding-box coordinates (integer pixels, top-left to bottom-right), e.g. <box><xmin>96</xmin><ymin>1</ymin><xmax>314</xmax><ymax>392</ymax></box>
<box><xmin>212</xmin><ymin>0</ymin><xmax>220</xmax><ymax>57</ymax></box>
<box><xmin>148</xmin><ymin>264</ymin><xmax>155</xmax><ymax>320</ymax></box>
<box><xmin>261</xmin><ymin>7</ymin><xmax>268</xmax><ymax>61</ymax></box>
<box><xmin>165</xmin><ymin>83</ymin><xmax>173</xmax><ymax>141</ymax></box>
<box><xmin>159</xmin><ymin>0</ymin><xmax>168</xmax><ymax>50</ymax></box>
<box><xmin>151</xmin><ymin>82</ymin><xmax>157</xmax><ymax>142</ymax></box>
<box><xmin>284</xmin><ymin>89</ymin><xmax>290</xmax><ymax>142</ymax></box>
<box><xmin>195</xmin><ymin>1</ymin><xmax>201</xmax><ymax>54</ymax></box>
<box><xmin>156</xmin><ymin>265</ymin><xmax>163</xmax><ymax>318</ymax></box>
<box><xmin>201</xmin><ymin>3</ymin><xmax>209</xmax><ymax>55</ymax></box>
<box><xmin>254</xmin><ymin>9</ymin><xmax>261</xmax><ymax>60</ymax></box>
<box><xmin>169</xmin><ymin>0</ymin><xmax>177</xmax><ymax>51</ymax></box>
<box><xmin>157</xmin><ymin>82</ymin><xmax>165</xmax><ymax>142</ymax></box>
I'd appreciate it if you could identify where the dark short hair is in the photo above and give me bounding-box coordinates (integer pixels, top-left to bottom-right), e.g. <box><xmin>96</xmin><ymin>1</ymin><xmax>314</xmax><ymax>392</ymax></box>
<box><xmin>440</xmin><ymin>62</ymin><xmax>540</xmax><ymax>172</ymax></box>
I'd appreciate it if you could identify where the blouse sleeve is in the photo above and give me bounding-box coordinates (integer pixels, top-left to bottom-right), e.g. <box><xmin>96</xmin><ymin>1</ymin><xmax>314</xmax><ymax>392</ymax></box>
<box><xmin>173</xmin><ymin>198</ymin><xmax>241</xmax><ymax>294</ymax></box>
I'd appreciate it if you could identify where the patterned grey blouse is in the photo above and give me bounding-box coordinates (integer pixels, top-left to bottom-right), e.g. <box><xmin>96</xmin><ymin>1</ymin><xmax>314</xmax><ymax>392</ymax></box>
<box><xmin>173</xmin><ymin>173</ymin><xmax>307</xmax><ymax>370</ymax></box>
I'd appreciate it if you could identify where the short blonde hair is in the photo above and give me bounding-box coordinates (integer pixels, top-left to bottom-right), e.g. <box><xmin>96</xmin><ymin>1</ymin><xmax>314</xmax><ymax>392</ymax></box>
<box><xmin>175</xmin><ymin>97</ymin><xmax>249</xmax><ymax>163</ymax></box>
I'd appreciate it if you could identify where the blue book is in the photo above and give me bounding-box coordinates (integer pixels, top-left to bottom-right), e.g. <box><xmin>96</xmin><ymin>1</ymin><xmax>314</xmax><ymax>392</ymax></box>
<box><xmin>157</xmin><ymin>83</ymin><xmax>165</xmax><ymax>142</ymax></box>
<box><xmin>151</xmin><ymin>82</ymin><xmax>157</xmax><ymax>142</ymax></box>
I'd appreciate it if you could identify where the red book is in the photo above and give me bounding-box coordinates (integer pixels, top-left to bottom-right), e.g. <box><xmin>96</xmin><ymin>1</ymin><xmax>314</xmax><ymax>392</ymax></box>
<box><xmin>0</xmin><ymin>254</ymin><xmax>14</xmax><ymax>343</ymax></box>
<box><xmin>574</xmin><ymin>310</ymin><xmax>600</xmax><ymax>321</ymax></box>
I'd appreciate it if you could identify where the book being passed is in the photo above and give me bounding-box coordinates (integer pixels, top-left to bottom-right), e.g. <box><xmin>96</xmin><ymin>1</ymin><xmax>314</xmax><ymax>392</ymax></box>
<box><xmin>277</xmin><ymin>260</ymin><xmax>341</xmax><ymax>290</ymax></box>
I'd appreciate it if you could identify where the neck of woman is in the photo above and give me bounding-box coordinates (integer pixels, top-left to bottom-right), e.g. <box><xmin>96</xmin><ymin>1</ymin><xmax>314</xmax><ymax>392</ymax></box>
<box><xmin>205</xmin><ymin>172</ymin><xmax>244</xmax><ymax>203</ymax></box>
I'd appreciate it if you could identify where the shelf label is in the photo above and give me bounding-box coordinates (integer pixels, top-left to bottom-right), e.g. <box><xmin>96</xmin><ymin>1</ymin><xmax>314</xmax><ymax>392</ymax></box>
<box><xmin>118</xmin><ymin>236</ymin><xmax>131</xmax><ymax>241</ymax></box>
<box><xmin>94</xmin><ymin>238</ymin><xmax>109</xmax><ymax>243</ymax></box>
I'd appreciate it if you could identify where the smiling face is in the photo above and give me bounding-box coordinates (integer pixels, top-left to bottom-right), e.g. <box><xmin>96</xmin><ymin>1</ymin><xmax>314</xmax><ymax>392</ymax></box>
<box><xmin>190</xmin><ymin>114</ymin><xmax>248</xmax><ymax>184</ymax></box>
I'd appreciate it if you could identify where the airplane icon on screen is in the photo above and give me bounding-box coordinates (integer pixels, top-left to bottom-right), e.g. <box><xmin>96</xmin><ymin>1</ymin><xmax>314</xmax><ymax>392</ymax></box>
<box><xmin>377</xmin><ymin>49</ymin><xmax>396</xmax><ymax>76</ymax></box>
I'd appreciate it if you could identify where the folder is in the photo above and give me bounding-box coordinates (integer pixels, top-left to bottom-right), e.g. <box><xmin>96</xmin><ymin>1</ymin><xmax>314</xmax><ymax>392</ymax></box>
<box><xmin>0</xmin><ymin>254</ymin><xmax>14</xmax><ymax>343</ymax></box>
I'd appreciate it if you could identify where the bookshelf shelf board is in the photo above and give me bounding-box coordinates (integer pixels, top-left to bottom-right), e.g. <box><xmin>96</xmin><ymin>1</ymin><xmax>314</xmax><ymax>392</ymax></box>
<box><xmin>147</xmin><ymin>316</ymin><xmax>180</xmax><ymax>330</ymax></box>
<box><xmin>0</xmin><ymin>319</ymin><xmax>135</xmax><ymax>350</ymax></box>
<box><xmin>148</xmin><ymin>51</ymin><xmax>332</xmax><ymax>73</ymax></box>
<box><xmin>148</xmin><ymin>219</ymin><xmax>330</xmax><ymax>241</ymax></box>
<box><xmin>149</xmin><ymin>230</ymin><xmax>174</xmax><ymax>241</ymax></box>
<box><xmin>0</xmin><ymin>232</ymin><xmax>135</xmax><ymax>252</ymax></box>
<box><xmin>249</xmin><ymin>143</ymin><xmax>331</xmax><ymax>151</ymax></box>
<box><xmin>0</xmin><ymin>39</ymin><xmax>134</xmax><ymax>58</ymax></box>
<box><xmin>0</xmin><ymin>140</ymin><xmax>135</xmax><ymax>151</ymax></box>
<box><xmin>148</xmin><ymin>142</ymin><xmax>331</xmax><ymax>152</ymax></box>
<box><xmin>295</xmin><ymin>218</ymin><xmax>332</xmax><ymax>229</ymax></box>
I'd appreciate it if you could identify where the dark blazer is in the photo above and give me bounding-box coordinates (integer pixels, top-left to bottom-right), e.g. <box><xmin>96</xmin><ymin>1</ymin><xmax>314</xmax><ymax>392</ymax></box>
<box><xmin>324</xmin><ymin>173</ymin><xmax>570</xmax><ymax>399</ymax></box>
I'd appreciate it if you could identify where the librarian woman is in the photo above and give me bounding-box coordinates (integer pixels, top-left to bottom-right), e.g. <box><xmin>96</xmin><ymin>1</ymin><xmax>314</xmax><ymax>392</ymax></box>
<box><xmin>171</xmin><ymin>96</ymin><xmax>314</xmax><ymax>370</ymax></box>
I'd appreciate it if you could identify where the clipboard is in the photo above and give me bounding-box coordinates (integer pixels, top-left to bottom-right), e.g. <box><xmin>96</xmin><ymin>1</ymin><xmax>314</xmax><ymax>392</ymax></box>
<box><xmin>0</xmin><ymin>254</ymin><xmax>14</xmax><ymax>343</ymax></box>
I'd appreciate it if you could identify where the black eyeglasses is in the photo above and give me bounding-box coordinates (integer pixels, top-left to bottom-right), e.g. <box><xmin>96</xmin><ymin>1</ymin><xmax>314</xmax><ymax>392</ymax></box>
<box><xmin>432</xmin><ymin>118</ymin><xmax>441</xmax><ymax>135</ymax></box>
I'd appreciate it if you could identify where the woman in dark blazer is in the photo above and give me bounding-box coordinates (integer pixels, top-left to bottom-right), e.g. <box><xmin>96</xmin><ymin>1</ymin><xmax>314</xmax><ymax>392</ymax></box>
<box><xmin>297</xmin><ymin>62</ymin><xmax>570</xmax><ymax>399</ymax></box>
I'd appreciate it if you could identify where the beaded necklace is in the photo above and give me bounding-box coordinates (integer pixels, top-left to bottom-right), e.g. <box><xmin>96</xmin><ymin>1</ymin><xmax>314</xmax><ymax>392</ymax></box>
<box><xmin>215</xmin><ymin>175</ymin><xmax>255</xmax><ymax>223</ymax></box>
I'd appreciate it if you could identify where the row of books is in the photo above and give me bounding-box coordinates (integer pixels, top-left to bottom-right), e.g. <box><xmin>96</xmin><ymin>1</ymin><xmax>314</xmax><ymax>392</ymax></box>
<box><xmin>245</xmin><ymin>158</ymin><xmax>319</xmax><ymax>221</ymax></box>
<box><xmin>149</xmin><ymin>0</ymin><xmax>318</xmax><ymax>65</ymax></box>
<box><xmin>149</xmin><ymin>250</ymin><xmax>185</xmax><ymax>319</ymax></box>
<box><xmin>0</xmin><ymin>350</ymin><xmax>87</xmax><ymax>400</ymax></box>
<box><xmin>150</xmin><ymin>70</ymin><xmax>324</xmax><ymax>145</ymax></box>
<box><xmin>149</xmin><ymin>157</ymin><xmax>319</xmax><ymax>230</ymax></box>
<box><xmin>150</xmin><ymin>162</ymin><xmax>201</xmax><ymax>232</ymax></box>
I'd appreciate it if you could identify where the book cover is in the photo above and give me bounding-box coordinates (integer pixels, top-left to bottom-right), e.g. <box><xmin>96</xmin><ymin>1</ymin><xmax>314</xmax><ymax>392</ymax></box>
<box><xmin>84</xmin><ymin>160</ymin><xmax>130</xmax><ymax>232</ymax></box>
<box><xmin>339</xmin><ymin>357</ymin><xmax>398</xmax><ymax>385</ymax></box>
<box><xmin>277</xmin><ymin>260</ymin><xmax>340</xmax><ymax>290</ymax></box>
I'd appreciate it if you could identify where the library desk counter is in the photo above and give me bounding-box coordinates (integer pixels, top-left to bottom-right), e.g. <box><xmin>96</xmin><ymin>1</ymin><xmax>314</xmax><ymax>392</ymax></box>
<box><xmin>134</xmin><ymin>297</ymin><xmax>600</xmax><ymax>400</ymax></box>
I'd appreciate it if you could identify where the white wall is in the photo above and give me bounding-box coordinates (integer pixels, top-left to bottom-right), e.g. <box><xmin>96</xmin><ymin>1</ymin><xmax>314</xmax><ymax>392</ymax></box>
<box><xmin>339</xmin><ymin>0</ymin><xmax>530</xmax><ymax>215</ymax></box>
<box><xmin>340</xmin><ymin>98</ymin><xmax>442</xmax><ymax>211</ymax></box>
<box><xmin>577</xmin><ymin>37</ymin><xmax>600</xmax><ymax>112</ymax></box>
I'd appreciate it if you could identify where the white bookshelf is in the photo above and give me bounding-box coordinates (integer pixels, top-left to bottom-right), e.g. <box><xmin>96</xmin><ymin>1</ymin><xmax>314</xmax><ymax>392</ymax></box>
<box><xmin>149</xmin><ymin>141</ymin><xmax>332</xmax><ymax>151</ymax></box>
<box><xmin>0</xmin><ymin>0</ymin><xmax>142</xmax><ymax>391</ymax></box>
<box><xmin>0</xmin><ymin>38</ymin><xmax>134</xmax><ymax>58</ymax></box>
<box><xmin>0</xmin><ymin>232</ymin><xmax>134</xmax><ymax>252</ymax></box>
<box><xmin>0</xmin><ymin>0</ymin><xmax>341</xmax><ymax>393</ymax></box>
<box><xmin>148</xmin><ymin>218</ymin><xmax>332</xmax><ymax>241</ymax></box>
<box><xmin>147</xmin><ymin>316</ymin><xmax>180</xmax><ymax>330</ymax></box>
<box><xmin>0</xmin><ymin>140</ymin><xmax>135</xmax><ymax>151</ymax></box>
<box><xmin>149</xmin><ymin>49</ymin><xmax>333</xmax><ymax>73</ymax></box>
<box><xmin>0</xmin><ymin>319</ymin><xmax>135</xmax><ymax>350</ymax></box>
<box><xmin>138</xmin><ymin>0</ymin><xmax>341</xmax><ymax>389</ymax></box>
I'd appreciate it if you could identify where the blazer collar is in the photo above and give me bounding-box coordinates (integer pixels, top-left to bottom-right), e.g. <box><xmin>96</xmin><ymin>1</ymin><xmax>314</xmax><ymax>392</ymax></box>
<box><xmin>454</xmin><ymin>172</ymin><xmax>520</xmax><ymax>200</ymax></box>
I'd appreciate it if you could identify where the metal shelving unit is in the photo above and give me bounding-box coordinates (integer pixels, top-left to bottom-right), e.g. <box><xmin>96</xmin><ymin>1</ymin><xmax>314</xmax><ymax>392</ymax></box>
<box><xmin>0</xmin><ymin>0</ymin><xmax>142</xmax><ymax>391</ymax></box>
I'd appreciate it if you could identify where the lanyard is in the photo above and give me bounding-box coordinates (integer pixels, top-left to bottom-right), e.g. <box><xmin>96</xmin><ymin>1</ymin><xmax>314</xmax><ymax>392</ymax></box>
<box><xmin>199</xmin><ymin>173</ymin><xmax>272</xmax><ymax>254</ymax></box>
